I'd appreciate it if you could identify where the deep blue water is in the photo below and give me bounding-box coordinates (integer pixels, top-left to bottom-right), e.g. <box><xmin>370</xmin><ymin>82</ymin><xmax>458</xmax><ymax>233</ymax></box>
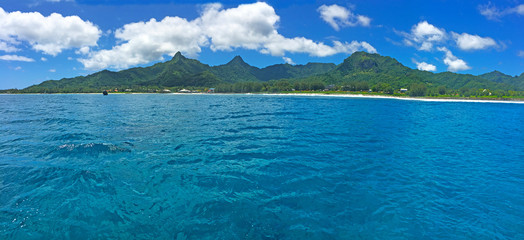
<box><xmin>0</xmin><ymin>94</ymin><xmax>523</xmax><ymax>239</ymax></box>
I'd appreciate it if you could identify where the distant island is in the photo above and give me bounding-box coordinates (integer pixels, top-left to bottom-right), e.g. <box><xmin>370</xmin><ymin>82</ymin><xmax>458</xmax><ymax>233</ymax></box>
<box><xmin>2</xmin><ymin>51</ymin><xmax>524</xmax><ymax>99</ymax></box>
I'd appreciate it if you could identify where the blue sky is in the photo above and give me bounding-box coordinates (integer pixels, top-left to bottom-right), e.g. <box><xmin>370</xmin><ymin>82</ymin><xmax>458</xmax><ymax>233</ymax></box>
<box><xmin>0</xmin><ymin>0</ymin><xmax>523</xmax><ymax>89</ymax></box>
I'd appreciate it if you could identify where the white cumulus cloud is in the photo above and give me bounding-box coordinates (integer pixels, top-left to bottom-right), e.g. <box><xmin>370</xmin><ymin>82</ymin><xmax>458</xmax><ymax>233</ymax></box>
<box><xmin>357</xmin><ymin>15</ymin><xmax>371</xmax><ymax>26</ymax></box>
<box><xmin>261</xmin><ymin>37</ymin><xmax>376</xmax><ymax>57</ymax></box>
<box><xmin>0</xmin><ymin>7</ymin><xmax>101</xmax><ymax>56</ymax></box>
<box><xmin>333</xmin><ymin>40</ymin><xmax>377</xmax><ymax>54</ymax></box>
<box><xmin>452</xmin><ymin>32</ymin><xmax>497</xmax><ymax>50</ymax></box>
<box><xmin>519</xmin><ymin>50</ymin><xmax>524</xmax><ymax>58</ymax></box>
<box><xmin>199</xmin><ymin>2</ymin><xmax>278</xmax><ymax>51</ymax></box>
<box><xmin>414</xmin><ymin>61</ymin><xmax>437</xmax><ymax>72</ymax></box>
<box><xmin>0</xmin><ymin>54</ymin><xmax>35</xmax><ymax>62</ymax></box>
<box><xmin>76</xmin><ymin>46</ymin><xmax>90</xmax><ymax>55</ymax></box>
<box><xmin>438</xmin><ymin>47</ymin><xmax>471</xmax><ymax>72</ymax></box>
<box><xmin>282</xmin><ymin>57</ymin><xmax>295</xmax><ymax>65</ymax></box>
<box><xmin>402</xmin><ymin>21</ymin><xmax>446</xmax><ymax>51</ymax></box>
<box><xmin>80</xmin><ymin>2</ymin><xmax>376</xmax><ymax>70</ymax></box>
<box><xmin>79</xmin><ymin>16</ymin><xmax>206</xmax><ymax>70</ymax></box>
<box><xmin>318</xmin><ymin>4</ymin><xmax>371</xmax><ymax>30</ymax></box>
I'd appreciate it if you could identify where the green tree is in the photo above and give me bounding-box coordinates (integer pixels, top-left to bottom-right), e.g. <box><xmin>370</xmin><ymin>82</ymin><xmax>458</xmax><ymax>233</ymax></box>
<box><xmin>409</xmin><ymin>83</ymin><xmax>427</xmax><ymax>96</ymax></box>
<box><xmin>438</xmin><ymin>85</ymin><xmax>446</xmax><ymax>95</ymax></box>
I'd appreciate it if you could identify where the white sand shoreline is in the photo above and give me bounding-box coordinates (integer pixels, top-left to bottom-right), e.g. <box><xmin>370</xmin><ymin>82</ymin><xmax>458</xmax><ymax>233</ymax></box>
<box><xmin>260</xmin><ymin>93</ymin><xmax>524</xmax><ymax>104</ymax></box>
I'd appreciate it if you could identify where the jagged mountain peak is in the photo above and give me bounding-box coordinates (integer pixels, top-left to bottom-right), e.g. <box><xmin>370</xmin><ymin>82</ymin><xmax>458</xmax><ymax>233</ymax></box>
<box><xmin>481</xmin><ymin>70</ymin><xmax>506</xmax><ymax>76</ymax></box>
<box><xmin>171</xmin><ymin>51</ymin><xmax>186</xmax><ymax>62</ymax></box>
<box><xmin>336</xmin><ymin>51</ymin><xmax>406</xmax><ymax>73</ymax></box>
<box><xmin>227</xmin><ymin>55</ymin><xmax>249</xmax><ymax>66</ymax></box>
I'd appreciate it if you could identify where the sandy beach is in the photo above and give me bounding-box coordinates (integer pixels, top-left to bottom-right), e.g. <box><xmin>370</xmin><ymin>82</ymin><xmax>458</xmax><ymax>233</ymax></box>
<box><xmin>260</xmin><ymin>93</ymin><xmax>524</xmax><ymax>104</ymax></box>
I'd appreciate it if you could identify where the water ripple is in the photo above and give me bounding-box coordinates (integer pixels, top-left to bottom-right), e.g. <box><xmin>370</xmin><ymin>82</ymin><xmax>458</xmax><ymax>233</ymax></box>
<box><xmin>44</xmin><ymin>143</ymin><xmax>131</xmax><ymax>158</ymax></box>
<box><xmin>0</xmin><ymin>94</ymin><xmax>523</xmax><ymax>239</ymax></box>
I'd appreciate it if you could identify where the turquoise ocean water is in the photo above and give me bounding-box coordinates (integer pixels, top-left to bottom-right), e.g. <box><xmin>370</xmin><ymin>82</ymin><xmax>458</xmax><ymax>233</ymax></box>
<box><xmin>0</xmin><ymin>94</ymin><xmax>523</xmax><ymax>239</ymax></box>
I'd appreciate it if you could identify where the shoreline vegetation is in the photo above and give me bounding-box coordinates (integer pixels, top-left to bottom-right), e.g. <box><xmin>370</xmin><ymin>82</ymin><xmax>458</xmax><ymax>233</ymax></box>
<box><xmin>2</xmin><ymin>52</ymin><xmax>524</xmax><ymax>101</ymax></box>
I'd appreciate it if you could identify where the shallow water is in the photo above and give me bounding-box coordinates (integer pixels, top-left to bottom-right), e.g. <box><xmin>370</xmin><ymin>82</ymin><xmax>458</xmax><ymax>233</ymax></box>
<box><xmin>1</xmin><ymin>94</ymin><xmax>523</xmax><ymax>239</ymax></box>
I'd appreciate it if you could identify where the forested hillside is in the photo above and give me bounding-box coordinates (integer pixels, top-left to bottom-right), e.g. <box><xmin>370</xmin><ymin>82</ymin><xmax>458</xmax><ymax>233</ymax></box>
<box><xmin>5</xmin><ymin>51</ymin><xmax>523</xmax><ymax>97</ymax></box>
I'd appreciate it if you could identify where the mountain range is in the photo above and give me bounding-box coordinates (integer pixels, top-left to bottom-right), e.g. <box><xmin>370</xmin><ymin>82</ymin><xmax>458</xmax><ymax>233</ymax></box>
<box><xmin>17</xmin><ymin>51</ymin><xmax>524</xmax><ymax>93</ymax></box>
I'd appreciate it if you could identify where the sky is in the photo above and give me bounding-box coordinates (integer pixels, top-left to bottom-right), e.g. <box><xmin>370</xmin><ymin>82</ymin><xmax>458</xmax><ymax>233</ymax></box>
<box><xmin>0</xmin><ymin>0</ymin><xmax>523</xmax><ymax>89</ymax></box>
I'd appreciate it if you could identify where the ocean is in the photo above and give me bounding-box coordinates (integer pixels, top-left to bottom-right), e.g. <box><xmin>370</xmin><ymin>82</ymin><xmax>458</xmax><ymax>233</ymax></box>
<box><xmin>1</xmin><ymin>94</ymin><xmax>523</xmax><ymax>239</ymax></box>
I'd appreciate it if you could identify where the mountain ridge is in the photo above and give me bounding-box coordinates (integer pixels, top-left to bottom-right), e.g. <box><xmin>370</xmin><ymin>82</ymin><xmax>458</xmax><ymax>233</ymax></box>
<box><xmin>15</xmin><ymin>51</ymin><xmax>524</xmax><ymax>94</ymax></box>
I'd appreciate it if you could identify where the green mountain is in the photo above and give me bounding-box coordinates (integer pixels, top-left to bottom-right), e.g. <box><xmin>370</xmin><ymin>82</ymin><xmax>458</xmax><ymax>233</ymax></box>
<box><xmin>478</xmin><ymin>71</ymin><xmax>524</xmax><ymax>90</ymax></box>
<box><xmin>22</xmin><ymin>52</ymin><xmax>335</xmax><ymax>93</ymax></box>
<box><xmin>212</xmin><ymin>56</ymin><xmax>260</xmax><ymax>83</ymax></box>
<box><xmin>15</xmin><ymin>51</ymin><xmax>524</xmax><ymax>95</ymax></box>
<box><xmin>300</xmin><ymin>52</ymin><xmax>520</xmax><ymax>92</ymax></box>
<box><xmin>209</xmin><ymin>56</ymin><xmax>337</xmax><ymax>83</ymax></box>
<box><xmin>479</xmin><ymin>70</ymin><xmax>512</xmax><ymax>83</ymax></box>
<box><xmin>257</xmin><ymin>62</ymin><xmax>336</xmax><ymax>81</ymax></box>
<box><xmin>324</xmin><ymin>51</ymin><xmax>423</xmax><ymax>87</ymax></box>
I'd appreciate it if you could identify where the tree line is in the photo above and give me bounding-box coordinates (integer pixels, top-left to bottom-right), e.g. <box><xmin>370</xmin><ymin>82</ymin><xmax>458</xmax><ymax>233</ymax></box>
<box><xmin>2</xmin><ymin>79</ymin><xmax>524</xmax><ymax>98</ymax></box>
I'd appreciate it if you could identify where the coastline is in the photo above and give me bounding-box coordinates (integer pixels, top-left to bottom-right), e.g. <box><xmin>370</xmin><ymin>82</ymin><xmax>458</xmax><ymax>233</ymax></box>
<box><xmin>259</xmin><ymin>93</ymin><xmax>524</xmax><ymax>104</ymax></box>
<box><xmin>2</xmin><ymin>92</ymin><xmax>524</xmax><ymax>104</ymax></box>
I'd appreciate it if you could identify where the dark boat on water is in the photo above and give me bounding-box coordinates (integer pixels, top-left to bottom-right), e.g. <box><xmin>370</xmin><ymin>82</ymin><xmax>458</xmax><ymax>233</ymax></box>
<box><xmin>103</xmin><ymin>90</ymin><xmax>108</xmax><ymax>95</ymax></box>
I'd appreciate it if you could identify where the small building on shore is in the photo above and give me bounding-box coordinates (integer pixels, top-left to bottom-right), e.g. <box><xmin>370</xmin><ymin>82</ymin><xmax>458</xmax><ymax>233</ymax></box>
<box><xmin>324</xmin><ymin>84</ymin><xmax>336</xmax><ymax>91</ymax></box>
<box><xmin>179</xmin><ymin>89</ymin><xmax>191</xmax><ymax>93</ymax></box>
